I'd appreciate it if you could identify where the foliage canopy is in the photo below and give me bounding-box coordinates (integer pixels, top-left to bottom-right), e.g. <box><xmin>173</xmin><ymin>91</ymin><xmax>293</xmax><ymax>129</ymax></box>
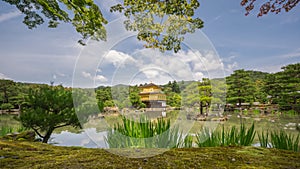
<box><xmin>20</xmin><ymin>85</ymin><xmax>80</xmax><ymax>143</ymax></box>
<box><xmin>3</xmin><ymin>0</ymin><xmax>203</xmax><ymax>52</ymax></box>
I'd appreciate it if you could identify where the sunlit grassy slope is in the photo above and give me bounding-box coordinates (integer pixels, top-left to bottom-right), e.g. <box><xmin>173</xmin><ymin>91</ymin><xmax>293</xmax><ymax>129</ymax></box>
<box><xmin>0</xmin><ymin>140</ymin><xmax>299</xmax><ymax>168</ymax></box>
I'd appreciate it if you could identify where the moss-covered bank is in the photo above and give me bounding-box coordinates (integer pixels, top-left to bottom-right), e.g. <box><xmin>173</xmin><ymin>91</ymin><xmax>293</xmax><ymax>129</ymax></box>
<box><xmin>0</xmin><ymin>140</ymin><xmax>299</xmax><ymax>169</ymax></box>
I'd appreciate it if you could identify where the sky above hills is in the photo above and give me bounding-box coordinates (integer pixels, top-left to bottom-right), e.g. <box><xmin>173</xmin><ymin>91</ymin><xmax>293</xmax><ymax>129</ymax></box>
<box><xmin>0</xmin><ymin>0</ymin><xmax>299</xmax><ymax>87</ymax></box>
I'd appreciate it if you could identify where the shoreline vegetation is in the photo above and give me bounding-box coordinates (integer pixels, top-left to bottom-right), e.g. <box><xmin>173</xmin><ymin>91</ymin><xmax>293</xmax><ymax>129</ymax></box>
<box><xmin>0</xmin><ymin>140</ymin><xmax>300</xmax><ymax>169</ymax></box>
<box><xmin>0</xmin><ymin>63</ymin><xmax>299</xmax><ymax>168</ymax></box>
<box><xmin>1</xmin><ymin>112</ymin><xmax>299</xmax><ymax>152</ymax></box>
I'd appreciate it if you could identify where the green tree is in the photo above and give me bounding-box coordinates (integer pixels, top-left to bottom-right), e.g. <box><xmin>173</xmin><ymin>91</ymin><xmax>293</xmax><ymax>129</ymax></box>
<box><xmin>264</xmin><ymin>73</ymin><xmax>280</xmax><ymax>104</ymax></box>
<box><xmin>182</xmin><ymin>79</ymin><xmax>211</xmax><ymax>115</ymax></box>
<box><xmin>279</xmin><ymin>63</ymin><xmax>300</xmax><ymax>110</ymax></box>
<box><xmin>163</xmin><ymin>81</ymin><xmax>172</xmax><ymax>94</ymax></box>
<box><xmin>265</xmin><ymin>63</ymin><xmax>300</xmax><ymax>111</ymax></box>
<box><xmin>104</xmin><ymin>100</ymin><xmax>115</xmax><ymax>107</ymax></box>
<box><xmin>210</xmin><ymin>78</ymin><xmax>226</xmax><ymax>108</ymax></box>
<box><xmin>20</xmin><ymin>85</ymin><xmax>80</xmax><ymax>143</ymax></box>
<box><xmin>72</xmin><ymin>88</ymin><xmax>100</xmax><ymax>122</ymax></box>
<box><xmin>226</xmin><ymin>69</ymin><xmax>255</xmax><ymax>107</ymax></box>
<box><xmin>9</xmin><ymin>83</ymin><xmax>30</xmax><ymax>110</ymax></box>
<box><xmin>171</xmin><ymin>80</ymin><xmax>180</xmax><ymax>93</ymax></box>
<box><xmin>111</xmin><ymin>85</ymin><xmax>131</xmax><ymax>109</ymax></box>
<box><xmin>198</xmin><ymin>78</ymin><xmax>212</xmax><ymax>115</ymax></box>
<box><xmin>182</xmin><ymin>81</ymin><xmax>199</xmax><ymax>108</ymax></box>
<box><xmin>129</xmin><ymin>86</ymin><xmax>145</xmax><ymax>109</ymax></box>
<box><xmin>3</xmin><ymin>0</ymin><xmax>203</xmax><ymax>53</ymax></box>
<box><xmin>96</xmin><ymin>86</ymin><xmax>112</xmax><ymax>111</ymax></box>
<box><xmin>253</xmin><ymin>79</ymin><xmax>268</xmax><ymax>103</ymax></box>
<box><xmin>167</xmin><ymin>92</ymin><xmax>182</xmax><ymax>108</ymax></box>
<box><xmin>247</xmin><ymin>70</ymin><xmax>269</xmax><ymax>103</ymax></box>
<box><xmin>0</xmin><ymin>79</ymin><xmax>17</xmax><ymax>105</ymax></box>
<box><xmin>0</xmin><ymin>103</ymin><xmax>14</xmax><ymax>111</ymax></box>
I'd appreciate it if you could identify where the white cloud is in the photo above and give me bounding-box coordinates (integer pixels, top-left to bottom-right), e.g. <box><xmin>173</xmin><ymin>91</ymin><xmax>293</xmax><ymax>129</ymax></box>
<box><xmin>253</xmin><ymin>65</ymin><xmax>282</xmax><ymax>74</ymax></box>
<box><xmin>225</xmin><ymin>61</ymin><xmax>238</xmax><ymax>73</ymax></box>
<box><xmin>94</xmin><ymin>75</ymin><xmax>108</xmax><ymax>82</ymax></box>
<box><xmin>131</xmin><ymin>49</ymin><xmax>194</xmax><ymax>81</ymax></box>
<box><xmin>103</xmin><ymin>50</ymin><xmax>137</xmax><ymax>67</ymax></box>
<box><xmin>82</xmin><ymin>71</ymin><xmax>107</xmax><ymax>82</ymax></box>
<box><xmin>194</xmin><ymin>72</ymin><xmax>204</xmax><ymax>80</ymax></box>
<box><xmin>143</xmin><ymin>69</ymin><xmax>160</xmax><ymax>79</ymax></box>
<box><xmin>222</xmin><ymin>53</ymin><xmax>238</xmax><ymax>62</ymax></box>
<box><xmin>99</xmin><ymin>47</ymin><xmax>225</xmax><ymax>85</ymax></box>
<box><xmin>82</xmin><ymin>71</ymin><xmax>92</xmax><ymax>79</ymax></box>
<box><xmin>193</xmin><ymin>50</ymin><xmax>224</xmax><ymax>72</ymax></box>
<box><xmin>0</xmin><ymin>11</ymin><xmax>21</xmax><ymax>23</ymax></box>
<box><xmin>0</xmin><ymin>73</ymin><xmax>10</xmax><ymax>80</ymax></box>
<box><xmin>57</xmin><ymin>72</ymin><xmax>66</xmax><ymax>77</ymax></box>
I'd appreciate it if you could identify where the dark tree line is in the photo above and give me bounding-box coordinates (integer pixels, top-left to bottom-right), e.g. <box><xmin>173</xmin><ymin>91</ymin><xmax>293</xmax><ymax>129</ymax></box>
<box><xmin>0</xmin><ymin>62</ymin><xmax>298</xmax><ymax>143</ymax></box>
<box><xmin>226</xmin><ymin>63</ymin><xmax>300</xmax><ymax>112</ymax></box>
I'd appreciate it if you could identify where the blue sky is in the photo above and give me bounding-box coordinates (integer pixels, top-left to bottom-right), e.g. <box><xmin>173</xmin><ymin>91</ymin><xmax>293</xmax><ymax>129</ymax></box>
<box><xmin>0</xmin><ymin>0</ymin><xmax>299</xmax><ymax>87</ymax></box>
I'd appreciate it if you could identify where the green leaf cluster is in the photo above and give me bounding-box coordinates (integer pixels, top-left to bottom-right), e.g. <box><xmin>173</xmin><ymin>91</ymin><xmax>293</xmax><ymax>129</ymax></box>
<box><xmin>3</xmin><ymin>0</ymin><xmax>107</xmax><ymax>44</ymax></box>
<box><xmin>20</xmin><ymin>85</ymin><xmax>80</xmax><ymax>143</ymax></box>
<box><xmin>111</xmin><ymin>0</ymin><xmax>203</xmax><ymax>52</ymax></box>
<box><xmin>3</xmin><ymin>0</ymin><xmax>203</xmax><ymax>52</ymax></box>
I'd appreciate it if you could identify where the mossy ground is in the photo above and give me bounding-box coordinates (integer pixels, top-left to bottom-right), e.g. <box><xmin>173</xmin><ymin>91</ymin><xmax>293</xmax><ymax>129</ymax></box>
<box><xmin>0</xmin><ymin>140</ymin><xmax>299</xmax><ymax>168</ymax></box>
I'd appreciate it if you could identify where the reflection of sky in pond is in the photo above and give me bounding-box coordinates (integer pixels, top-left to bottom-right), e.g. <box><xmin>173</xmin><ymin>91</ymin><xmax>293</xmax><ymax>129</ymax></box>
<box><xmin>49</xmin><ymin>128</ymin><xmax>107</xmax><ymax>148</ymax></box>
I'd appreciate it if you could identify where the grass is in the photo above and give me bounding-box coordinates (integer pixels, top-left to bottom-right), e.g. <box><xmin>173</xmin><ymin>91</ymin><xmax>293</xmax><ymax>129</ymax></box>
<box><xmin>253</xmin><ymin>109</ymin><xmax>260</xmax><ymax>115</ymax></box>
<box><xmin>105</xmin><ymin>116</ymin><xmax>184</xmax><ymax>148</ymax></box>
<box><xmin>258</xmin><ymin>130</ymin><xmax>300</xmax><ymax>152</ymax></box>
<box><xmin>106</xmin><ymin>115</ymin><xmax>299</xmax><ymax>152</ymax></box>
<box><xmin>195</xmin><ymin>123</ymin><xmax>256</xmax><ymax>147</ymax></box>
<box><xmin>258</xmin><ymin>130</ymin><xmax>270</xmax><ymax>148</ymax></box>
<box><xmin>1</xmin><ymin>140</ymin><xmax>300</xmax><ymax>169</ymax></box>
<box><xmin>0</xmin><ymin>126</ymin><xmax>27</xmax><ymax>137</ymax></box>
<box><xmin>270</xmin><ymin>130</ymin><xmax>300</xmax><ymax>152</ymax></box>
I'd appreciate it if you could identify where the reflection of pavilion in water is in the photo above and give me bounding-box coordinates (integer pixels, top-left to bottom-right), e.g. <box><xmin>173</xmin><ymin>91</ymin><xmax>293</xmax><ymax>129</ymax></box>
<box><xmin>138</xmin><ymin>83</ymin><xmax>166</xmax><ymax>112</ymax></box>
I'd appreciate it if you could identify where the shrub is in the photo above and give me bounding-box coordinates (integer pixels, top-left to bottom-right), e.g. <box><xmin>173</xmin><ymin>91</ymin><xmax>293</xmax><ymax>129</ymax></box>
<box><xmin>253</xmin><ymin>109</ymin><xmax>260</xmax><ymax>115</ymax></box>
<box><xmin>0</xmin><ymin>125</ymin><xmax>27</xmax><ymax>137</ymax></box>
<box><xmin>196</xmin><ymin>123</ymin><xmax>256</xmax><ymax>147</ymax></box>
<box><xmin>105</xmin><ymin>116</ymin><xmax>183</xmax><ymax>148</ymax></box>
<box><xmin>0</xmin><ymin>103</ymin><xmax>14</xmax><ymax>111</ymax></box>
<box><xmin>270</xmin><ymin>130</ymin><xmax>299</xmax><ymax>152</ymax></box>
<box><xmin>258</xmin><ymin>131</ymin><xmax>270</xmax><ymax>148</ymax></box>
<box><xmin>258</xmin><ymin>130</ymin><xmax>299</xmax><ymax>152</ymax></box>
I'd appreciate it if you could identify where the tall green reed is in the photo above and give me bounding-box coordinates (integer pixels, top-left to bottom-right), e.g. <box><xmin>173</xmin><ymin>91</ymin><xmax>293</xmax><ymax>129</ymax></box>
<box><xmin>196</xmin><ymin>122</ymin><xmax>256</xmax><ymax>147</ymax></box>
<box><xmin>258</xmin><ymin>130</ymin><xmax>270</xmax><ymax>148</ymax></box>
<box><xmin>105</xmin><ymin>115</ymin><xmax>183</xmax><ymax>148</ymax></box>
<box><xmin>258</xmin><ymin>130</ymin><xmax>299</xmax><ymax>152</ymax></box>
<box><xmin>0</xmin><ymin>126</ymin><xmax>27</xmax><ymax>136</ymax></box>
<box><xmin>270</xmin><ymin>130</ymin><xmax>299</xmax><ymax>152</ymax></box>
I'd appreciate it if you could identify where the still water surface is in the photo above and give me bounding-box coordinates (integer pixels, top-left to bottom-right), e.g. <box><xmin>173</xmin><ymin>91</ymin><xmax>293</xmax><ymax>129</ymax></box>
<box><xmin>1</xmin><ymin>113</ymin><xmax>299</xmax><ymax>148</ymax></box>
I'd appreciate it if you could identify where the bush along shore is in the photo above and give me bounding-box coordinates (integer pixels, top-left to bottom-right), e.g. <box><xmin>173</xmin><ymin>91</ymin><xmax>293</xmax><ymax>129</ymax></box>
<box><xmin>1</xmin><ymin>117</ymin><xmax>299</xmax><ymax>152</ymax></box>
<box><xmin>104</xmin><ymin>116</ymin><xmax>300</xmax><ymax>152</ymax></box>
<box><xmin>0</xmin><ymin>119</ymin><xmax>299</xmax><ymax>168</ymax></box>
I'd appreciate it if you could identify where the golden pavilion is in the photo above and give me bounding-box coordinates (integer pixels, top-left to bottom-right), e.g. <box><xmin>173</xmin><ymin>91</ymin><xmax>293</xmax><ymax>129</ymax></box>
<box><xmin>138</xmin><ymin>83</ymin><xmax>167</xmax><ymax>108</ymax></box>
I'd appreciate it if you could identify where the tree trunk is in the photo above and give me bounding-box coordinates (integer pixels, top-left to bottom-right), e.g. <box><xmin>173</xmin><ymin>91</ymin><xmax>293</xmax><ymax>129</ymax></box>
<box><xmin>206</xmin><ymin>103</ymin><xmax>209</xmax><ymax>114</ymax></box>
<box><xmin>3</xmin><ymin>89</ymin><xmax>8</xmax><ymax>103</ymax></box>
<box><xmin>200</xmin><ymin>102</ymin><xmax>203</xmax><ymax>115</ymax></box>
<box><xmin>42</xmin><ymin>128</ymin><xmax>54</xmax><ymax>143</ymax></box>
<box><xmin>238</xmin><ymin>98</ymin><xmax>242</xmax><ymax>107</ymax></box>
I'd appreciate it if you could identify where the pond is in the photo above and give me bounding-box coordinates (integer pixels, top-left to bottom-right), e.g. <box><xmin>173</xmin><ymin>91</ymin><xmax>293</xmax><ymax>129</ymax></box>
<box><xmin>48</xmin><ymin>128</ymin><xmax>108</xmax><ymax>148</ymax></box>
<box><xmin>1</xmin><ymin>112</ymin><xmax>299</xmax><ymax>148</ymax></box>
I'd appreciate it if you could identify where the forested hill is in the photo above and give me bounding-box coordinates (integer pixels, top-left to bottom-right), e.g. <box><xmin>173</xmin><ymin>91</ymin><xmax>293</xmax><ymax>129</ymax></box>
<box><xmin>0</xmin><ymin>63</ymin><xmax>299</xmax><ymax>112</ymax></box>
